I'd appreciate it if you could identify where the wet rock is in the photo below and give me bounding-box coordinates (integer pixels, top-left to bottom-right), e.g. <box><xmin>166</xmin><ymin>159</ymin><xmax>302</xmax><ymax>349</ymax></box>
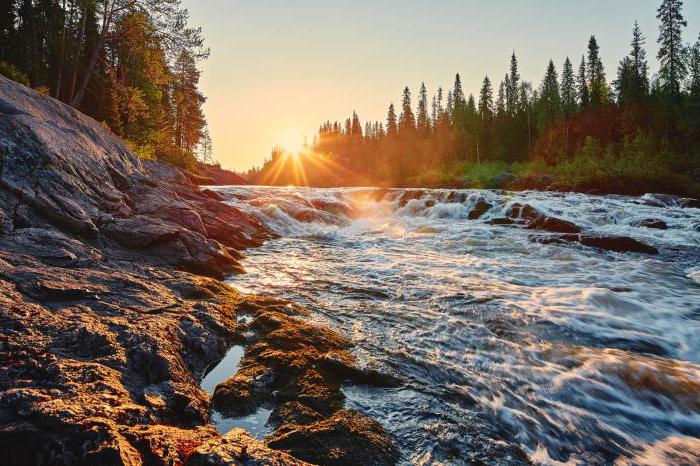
<box><xmin>527</xmin><ymin>216</ymin><xmax>581</xmax><ymax>233</ymax></box>
<box><xmin>535</xmin><ymin>234</ymin><xmax>659</xmax><ymax>255</ymax></box>
<box><xmin>486</xmin><ymin>217</ymin><xmax>516</xmax><ymax>226</ymax></box>
<box><xmin>186</xmin><ymin>428</ymin><xmax>311</xmax><ymax>466</ymax></box>
<box><xmin>397</xmin><ymin>190</ymin><xmax>424</xmax><ymax>208</ymax></box>
<box><xmin>468</xmin><ymin>199</ymin><xmax>492</xmax><ymax>220</ymax></box>
<box><xmin>632</xmin><ymin>218</ymin><xmax>668</xmax><ymax>230</ymax></box>
<box><xmin>506</xmin><ymin>203</ymin><xmax>582</xmax><ymax>233</ymax></box>
<box><xmin>267</xmin><ymin>409</ymin><xmax>400</xmax><ymax>466</ymax></box>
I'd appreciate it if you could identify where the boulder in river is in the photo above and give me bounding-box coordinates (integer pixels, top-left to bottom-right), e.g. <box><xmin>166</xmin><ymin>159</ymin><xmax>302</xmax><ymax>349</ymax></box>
<box><xmin>632</xmin><ymin>218</ymin><xmax>668</xmax><ymax>230</ymax></box>
<box><xmin>534</xmin><ymin>234</ymin><xmax>659</xmax><ymax>255</ymax></box>
<box><xmin>507</xmin><ymin>203</ymin><xmax>582</xmax><ymax>233</ymax></box>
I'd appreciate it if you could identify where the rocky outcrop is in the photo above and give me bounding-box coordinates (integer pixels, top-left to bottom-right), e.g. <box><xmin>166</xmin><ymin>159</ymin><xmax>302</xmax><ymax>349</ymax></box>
<box><xmin>0</xmin><ymin>76</ymin><xmax>397</xmax><ymax>465</ymax></box>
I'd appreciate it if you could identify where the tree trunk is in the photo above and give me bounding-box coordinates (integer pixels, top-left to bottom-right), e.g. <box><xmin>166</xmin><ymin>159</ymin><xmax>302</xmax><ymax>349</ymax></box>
<box><xmin>70</xmin><ymin>1</ymin><xmax>111</xmax><ymax>108</ymax></box>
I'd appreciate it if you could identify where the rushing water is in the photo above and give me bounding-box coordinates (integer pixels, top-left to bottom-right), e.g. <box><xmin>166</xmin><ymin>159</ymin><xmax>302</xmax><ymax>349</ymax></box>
<box><xmin>210</xmin><ymin>186</ymin><xmax>700</xmax><ymax>465</ymax></box>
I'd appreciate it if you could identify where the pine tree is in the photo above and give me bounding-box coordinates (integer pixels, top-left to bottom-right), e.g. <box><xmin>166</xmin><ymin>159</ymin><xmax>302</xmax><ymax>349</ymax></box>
<box><xmin>173</xmin><ymin>49</ymin><xmax>206</xmax><ymax>168</ymax></box>
<box><xmin>616</xmin><ymin>22</ymin><xmax>649</xmax><ymax>106</ymax></box>
<box><xmin>398</xmin><ymin>86</ymin><xmax>415</xmax><ymax>132</ymax></box>
<box><xmin>587</xmin><ymin>36</ymin><xmax>607</xmax><ymax>107</ymax></box>
<box><xmin>537</xmin><ymin>60</ymin><xmax>561</xmax><ymax>130</ymax></box>
<box><xmin>386</xmin><ymin>103</ymin><xmax>398</xmax><ymax>137</ymax></box>
<box><xmin>478</xmin><ymin>75</ymin><xmax>494</xmax><ymax>162</ymax></box>
<box><xmin>507</xmin><ymin>52</ymin><xmax>520</xmax><ymax>114</ymax></box>
<box><xmin>496</xmin><ymin>78</ymin><xmax>506</xmax><ymax>115</ymax></box>
<box><xmin>577</xmin><ymin>55</ymin><xmax>590</xmax><ymax>109</ymax></box>
<box><xmin>416</xmin><ymin>82</ymin><xmax>429</xmax><ymax>132</ymax></box>
<box><xmin>351</xmin><ymin>111</ymin><xmax>362</xmax><ymax>137</ymax></box>
<box><xmin>688</xmin><ymin>34</ymin><xmax>700</xmax><ymax>95</ymax></box>
<box><xmin>452</xmin><ymin>74</ymin><xmax>465</xmax><ymax>108</ymax></box>
<box><xmin>478</xmin><ymin>75</ymin><xmax>493</xmax><ymax>119</ymax></box>
<box><xmin>657</xmin><ymin>0</ymin><xmax>687</xmax><ymax>94</ymax></box>
<box><xmin>560</xmin><ymin>57</ymin><xmax>577</xmax><ymax>117</ymax></box>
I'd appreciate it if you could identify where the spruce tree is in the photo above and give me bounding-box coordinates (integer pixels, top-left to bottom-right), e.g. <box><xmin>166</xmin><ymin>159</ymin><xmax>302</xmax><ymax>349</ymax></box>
<box><xmin>386</xmin><ymin>103</ymin><xmax>398</xmax><ymax>137</ymax></box>
<box><xmin>560</xmin><ymin>57</ymin><xmax>577</xmax><ymax>117</ymax></box>
<box><xmin>0</xmin><ymin>0</ymin><xmax>15</xmax><ymax>61</ymax></box>
<box><xmin>631</xmin><ymin>20</ymin><xmax>649</xmax><ymax>95</ymax></box>
<box><xmin>478</xmin><ymin>75</ymin><xmax>493</xmax><ymax>119</ymax></box>
<box><xmin>416</xmin><ymin>82</ymin><xmax>429</xmax><ymax>132</ymax></box>
<box><xmin>688</xmin><ymin>34</ymin><xmax>700</xmax><ymax>95</ymax></box>
<box><xmin>657</xmin><ymin>0</ymin><xmax>687</xmax><ymax>94</ymax></box>
<box><xmin>537</xmin><ymin>60</ymin><xmax>562</xmax><ymax>130</ymax></box>
<box><xmin>496</xmin><ymin>78</ymin><xmax>506</xmax><ymax>115</ymax></box>
<box><xmin>587</xmin><ymin>36</ymin><xmax>607</xmax><ymax>107</ymax></box>
<box><xmin>507</xmin><ymin>52</ymin><xmax>520</xmax><ymax>114</ymax></box>
<box><xmin>398</xmin><ymin>86</ymin><xmax>415</xmax><ymax>132</ymax></box>
<box><xmin>578</xmin><ymin>55</ymin><xmax>590</xmax><ymax>109</ymax></box>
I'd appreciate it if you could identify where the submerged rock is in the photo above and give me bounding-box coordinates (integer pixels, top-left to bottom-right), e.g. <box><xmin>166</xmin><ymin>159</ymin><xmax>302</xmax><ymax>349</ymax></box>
<box><xmin>507</xmin><ymin>203</ymin><xmax>582</xmax><ymax>233</ymax></box>
<box><xmin>632</xmin><ymin>218</ymin><xmax>668</xmax><ymax>230</ymax></box>
<box><xmin>534</xmin><ymin>234</ymin><xmax>659</xmax><ymax>255</ymax></box>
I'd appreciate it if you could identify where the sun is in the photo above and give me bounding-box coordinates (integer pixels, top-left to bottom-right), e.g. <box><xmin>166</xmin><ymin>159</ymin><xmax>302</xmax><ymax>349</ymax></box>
<box><xmin>277</xmin><ymin>130</ymin><xmax>307</xmax><ymax>155</ymax></box>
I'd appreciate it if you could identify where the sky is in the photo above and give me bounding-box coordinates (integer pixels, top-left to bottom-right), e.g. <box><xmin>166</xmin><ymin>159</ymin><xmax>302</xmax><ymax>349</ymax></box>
<box><xmin>181</xmin><ymin>0</ymin><xmax>700</xmax><ymax>172</ymax></box>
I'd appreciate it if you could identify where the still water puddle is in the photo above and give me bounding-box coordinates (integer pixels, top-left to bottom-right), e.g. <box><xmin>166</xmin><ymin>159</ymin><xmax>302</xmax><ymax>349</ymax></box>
<box><xmin>200</xmin><ymin>345</ymin><xmax>272</xmax><ymax>438</ymax></box>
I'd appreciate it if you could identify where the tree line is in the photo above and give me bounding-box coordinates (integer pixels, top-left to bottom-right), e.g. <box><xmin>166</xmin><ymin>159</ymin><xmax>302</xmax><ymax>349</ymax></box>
<box><xmin>250</xmin><ymin>0</ymin><xmax>700</xmax><ymax>193</ymax></box>
<box><xmin>0</xmin><ymin>0</ymin><xmax>210</xmax><ymax>169</ymax></box>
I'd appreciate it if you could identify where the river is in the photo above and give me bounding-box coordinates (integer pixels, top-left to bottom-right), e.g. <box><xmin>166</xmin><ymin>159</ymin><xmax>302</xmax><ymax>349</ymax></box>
<box><xmin>208</xmin><ymin>186</ymin><xmax>700</xmax><ymax>465</ymax></box>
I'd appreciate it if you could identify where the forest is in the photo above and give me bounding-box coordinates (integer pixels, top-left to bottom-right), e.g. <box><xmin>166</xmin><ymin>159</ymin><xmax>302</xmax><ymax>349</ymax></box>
<box><xmin>0</xmin><ymin>0</ymin><xmax>212</xmax><ymax>169</ymax></box>
<box><xmin>249</xmin><ymin>0</ymin><xmax>700</xmax><ymax>196</ymax></box>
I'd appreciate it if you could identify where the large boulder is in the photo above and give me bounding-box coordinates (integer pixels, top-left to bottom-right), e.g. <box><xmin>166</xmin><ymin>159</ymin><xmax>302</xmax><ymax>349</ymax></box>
<box><xmin>0</xmin><ymin>75</ymin><xmax>272</xmax><ymax>276</ymax></box>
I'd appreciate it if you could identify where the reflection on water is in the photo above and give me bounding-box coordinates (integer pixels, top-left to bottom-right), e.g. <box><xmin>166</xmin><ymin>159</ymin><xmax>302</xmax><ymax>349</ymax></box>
<box><xmin>211</xmin><ymin>407</ymin><xmax>273</xmax><ymax>438</ymax></box>
<box><xmin>214</xmin><ymin>186</ymin><xmax>700</xmax><ymax>464</ymax></box>
<box><xmin>199</xmin><ymin>345</ymin><xmax>275</xmax><ymax>437</ymax></box>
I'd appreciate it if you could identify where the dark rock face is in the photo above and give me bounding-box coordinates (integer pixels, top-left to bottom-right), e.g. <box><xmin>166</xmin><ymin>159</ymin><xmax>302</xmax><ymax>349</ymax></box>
<box><xmin>468</xmin><ymin>199</ymin><xmax>492</xmax><ymax>220</ymax></box>
<box><xmin>535</xmin><ymin>234</ymin><xmax>659</xmax><ymax>255</ymax></box>
<box><xmin>0</xmin><ymin>77</ymin><xmax>395</xmax><ymax>465</ymax></box>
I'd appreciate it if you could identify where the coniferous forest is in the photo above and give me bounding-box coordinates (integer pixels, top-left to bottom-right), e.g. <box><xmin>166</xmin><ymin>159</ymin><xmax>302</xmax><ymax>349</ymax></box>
<box><xmin>249</xmin><ymin>0</ymin><xmax>700</xmax><ymax>196</ymax></box>
<box><xmin>0</xmin><ymin>0</ymin><xmax>212</xmax><ymax>169</ymax></box>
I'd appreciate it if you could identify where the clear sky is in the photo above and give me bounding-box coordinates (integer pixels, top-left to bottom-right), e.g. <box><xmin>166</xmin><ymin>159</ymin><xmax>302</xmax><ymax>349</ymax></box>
<box><xmin>181</xmin><ymin>0</ymin><xmax>700</xmax><ymax>172</ymax></box>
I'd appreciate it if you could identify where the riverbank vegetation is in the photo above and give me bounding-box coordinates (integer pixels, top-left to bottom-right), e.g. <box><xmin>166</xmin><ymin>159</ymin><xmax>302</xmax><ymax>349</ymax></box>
<box><xmin>249</xmin><ymin>0</ymin><xmax>700</xmax><ymax>196</ymax></box>
<box><xmin>0</xmin><ymin>0</ymin><xmax>211</xmax><ymax>170</ymax></box>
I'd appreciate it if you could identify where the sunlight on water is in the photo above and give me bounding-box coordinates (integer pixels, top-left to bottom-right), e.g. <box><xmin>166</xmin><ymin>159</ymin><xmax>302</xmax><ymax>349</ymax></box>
<box><xmin>214</xmin><ymin>186</ymin><xmax>700</xmax><ymax>464</ymax></box>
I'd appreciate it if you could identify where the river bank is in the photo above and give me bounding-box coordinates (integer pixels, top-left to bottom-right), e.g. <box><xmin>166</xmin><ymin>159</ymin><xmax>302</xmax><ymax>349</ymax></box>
<box><xmin>0</xmin><ymin>76</ymin><xmax>398</xmax><ymax>465</ymax></box>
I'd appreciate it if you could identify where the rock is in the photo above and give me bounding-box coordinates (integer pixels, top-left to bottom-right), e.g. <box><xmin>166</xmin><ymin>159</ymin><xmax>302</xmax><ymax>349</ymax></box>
<box><xmin>190</xmin><ymin>162</ymin><xmax>249</xmax><ymax>186</ymax></box>
<box><xmin>486</xmin><ymin>218</ymin><xmax>516</xmax><ymax>226</ymax></box>
<box><xmin>468</xmin><ymin>199</ymin><xmax>492</xmax><ymax>220</ymax></box>
<box><xmin>527</xmin><ymin>216</ymin><xmax>581</xmax><ymax>233</ymax></box>
<box><xmin>535</xmin><ymin>234</ymin><xmax>659</xmax><ymax>255</ymax></box>
<box><xmin>506</xmin><ymin>203</ymin><xmax>582</xmax><ymax>233</ymax></box>
<box><xmin>267</xmin><ymin>410</ymin><xmax>400</xmax><ymax>466</ymax></box>
<box><xmin>186</xmin><ymin>428</ymin><xmax>311</xmax><ymax>466</ymax></box>
<box><xmin>632</xmin><ymin>219</ymin><xmax>668</xmax><ymax>230</ymax></box>
<box><xmin>0</xmin><ymin>76</ymin><xmax>393</xmax><ymax>465</ymax></box>
<box><xmin>490</xmin><ymin>171</ymin><xmax>516</xmax><ymax>188</ymax></box>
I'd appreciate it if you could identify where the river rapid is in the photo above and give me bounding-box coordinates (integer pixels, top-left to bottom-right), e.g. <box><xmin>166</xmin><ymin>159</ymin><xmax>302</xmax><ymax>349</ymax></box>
<box><xmin>210</xmin><ymin>186</ymin><xmax>700</xmax><ymax>465</ymax></box>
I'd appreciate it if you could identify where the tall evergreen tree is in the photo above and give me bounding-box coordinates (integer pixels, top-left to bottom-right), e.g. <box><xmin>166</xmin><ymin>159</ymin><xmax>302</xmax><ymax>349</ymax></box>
<box><xmin>537</xmin><ymin>60</ymin><xmax>562</xmax><ymax>130</ymax></box>
<box><xmin>656</xmin><ymin>0</ymin><xmax>687</xmax><ymax>94</ymax></box>
<box><xmin>507</xmin><ymin>52</ymin><xmax>520</xmax><ymax>114</ymax></box>
<box><xmin>587</xmin><ymin>36</ymin><xmax>607</xmax><ymax>107</ymax></box>
<box><xmin>478</xmin><ymin>75</ymin><xmax>494</xmax><ymax>161</ymax></box>
<box><xmin>416</xmin><ymin>82</ymin><xmax>429</xmax><ymax>132</ymax></box>
<box><xmin>577</xmin><ymin>56</ymin><xmax>589</xmax><ymax>110</ymax></box>
<box><xmin>398</xmin><ymin>86</ymin><xmax>415</xmax><ymax>132</ymax></box>
<box><xmin>688</xmin><ymin>34</ymin><xmax>700</xmax><ymax>95</ymax></box>
<box><xmin>616</xmin><ymin>22</ymin><xmax>649</xmax><ymax>106</ymax></box>
<box><xmin>386</xmin><ymin>103</ymin><xmax>398</xmax><ymax>137</ymax></box>
<box><xmin>560</xmin><ymin>57</ymin><xmax>577</xmax><ymax>117</ymax></box>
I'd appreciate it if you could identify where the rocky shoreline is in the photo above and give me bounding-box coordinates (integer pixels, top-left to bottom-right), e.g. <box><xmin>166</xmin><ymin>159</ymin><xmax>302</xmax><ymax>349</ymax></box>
<box><xmin>0</xmin><ymin>76</ymin><xmax>398</xmax><ymax>465</ymax></box>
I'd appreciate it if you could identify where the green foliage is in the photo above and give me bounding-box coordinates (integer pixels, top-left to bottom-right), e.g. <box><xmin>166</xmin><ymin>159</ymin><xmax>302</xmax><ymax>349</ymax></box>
<box><xmin>0</xmin><ymin>61</ymin><xmax>29</xmax><ymax>86</ymax></box>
